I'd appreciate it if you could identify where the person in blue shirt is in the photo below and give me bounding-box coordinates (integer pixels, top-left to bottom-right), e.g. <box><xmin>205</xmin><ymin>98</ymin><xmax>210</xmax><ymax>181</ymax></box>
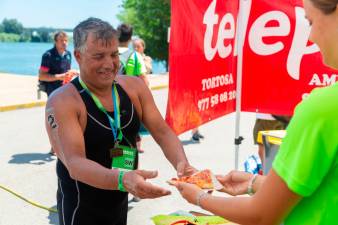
<box><xmin>38</xmin><ymin>31</ymin><xmax>73</xmax><ymax>96</ymax></box>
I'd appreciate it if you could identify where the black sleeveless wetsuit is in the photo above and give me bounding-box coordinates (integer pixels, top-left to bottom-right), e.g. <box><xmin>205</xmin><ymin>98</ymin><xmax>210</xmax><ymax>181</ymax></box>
<box><xmin>57</xmin><ymin>77</ymin><xmax>140</xmax><ymax>225</ymax></box>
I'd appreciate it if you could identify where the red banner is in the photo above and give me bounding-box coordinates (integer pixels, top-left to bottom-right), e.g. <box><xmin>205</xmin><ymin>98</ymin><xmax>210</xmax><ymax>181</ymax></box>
<box><xmin>166</xmin><ymin>0</ymin><xmax>239</xmax><ymax>134</ymax></box>
<box><xmin>241</xmin><ymin>0</ymin><xmax>338</xmax><ymax>114</ymax></box>
<box><xmin>166</xmin><ymin>0</ymin><xmax>338</xmax><ymax>134</ymax></box>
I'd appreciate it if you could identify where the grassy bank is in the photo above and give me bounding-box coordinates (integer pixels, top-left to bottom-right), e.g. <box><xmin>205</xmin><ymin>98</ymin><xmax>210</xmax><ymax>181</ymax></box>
<box><xmin>0</xmin><ymin>32</ymin><xmax>21</xmax><ymax>42</ymax></box>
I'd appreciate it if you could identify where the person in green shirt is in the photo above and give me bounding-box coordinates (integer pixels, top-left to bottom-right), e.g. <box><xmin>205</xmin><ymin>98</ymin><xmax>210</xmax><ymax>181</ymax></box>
<box><xmin>125</xmin><ymin>47</ymin><xmax>149</xmax><ymax>86</ymax></box>
<box><xmin>173</xmin><ymin>0</ymin><xmax>338</xmax><ymax>224</ymax></box>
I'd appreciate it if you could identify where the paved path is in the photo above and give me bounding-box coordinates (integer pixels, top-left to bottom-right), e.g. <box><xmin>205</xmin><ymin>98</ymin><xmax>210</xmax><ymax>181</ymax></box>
<box><xmin>0</xmin><ymin>74</ymin><xmax>256</xmax><ymax>225</ymax></box>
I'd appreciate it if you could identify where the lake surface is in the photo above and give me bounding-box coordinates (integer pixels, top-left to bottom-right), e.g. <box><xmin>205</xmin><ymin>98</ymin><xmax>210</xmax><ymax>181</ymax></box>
<box><xmin>0</xmin><ymin>42</ymin><xmax>167</xmax><ymax>76</ymax></box>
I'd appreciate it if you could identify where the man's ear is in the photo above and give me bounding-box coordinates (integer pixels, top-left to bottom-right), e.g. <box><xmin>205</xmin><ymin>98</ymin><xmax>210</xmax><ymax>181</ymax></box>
<box><xmin>74</xmin><ymin>50</ymin><xmax>81</xmax><ymax>63</ymax></box>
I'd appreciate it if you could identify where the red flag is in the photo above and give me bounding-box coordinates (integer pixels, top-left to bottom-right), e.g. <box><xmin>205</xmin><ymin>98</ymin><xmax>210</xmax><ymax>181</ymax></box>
<box><xmin>241</xmin><ymin>0</ymin><xmax>338</xmax><ymax>114</ymax></box>
<box><xmin>166</xmin><ymin>0</ymin><xmax>239</xmax><ymax>134</ymax></box>
<box><xmin>166</xmin><ymin>0</ymin><xmax>338</xmax><ymax>134</ymax></box>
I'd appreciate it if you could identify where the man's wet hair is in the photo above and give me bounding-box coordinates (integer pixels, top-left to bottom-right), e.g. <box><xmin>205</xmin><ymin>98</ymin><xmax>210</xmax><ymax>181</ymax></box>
<box><xmin>73</xmin><ymin>17</ymin><xmax>118</xmax><ymax>53</ymax></box>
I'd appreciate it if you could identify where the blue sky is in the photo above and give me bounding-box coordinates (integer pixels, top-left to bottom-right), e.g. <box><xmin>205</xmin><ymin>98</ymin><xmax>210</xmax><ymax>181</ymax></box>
<box><xmin>0</xmin><ymin>0</ymin><xmax>123</xmax><ymax>29</ymax></box>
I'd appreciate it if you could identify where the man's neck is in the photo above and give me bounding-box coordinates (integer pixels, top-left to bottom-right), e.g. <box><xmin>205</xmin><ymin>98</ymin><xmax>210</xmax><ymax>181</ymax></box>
<box><xmin>55</xmin><ymin>46</ymin><xmax>66</xmax><ymax>56</ymax></box>
<box><xmin>80</xmin><ymin>76</ymin><xmax>112</xmax><ymax>97</ymax></box>
<box><xmin>119</xmin><ymin>41</ymin><xmax>130</xmax><ymax>48</ymax></box>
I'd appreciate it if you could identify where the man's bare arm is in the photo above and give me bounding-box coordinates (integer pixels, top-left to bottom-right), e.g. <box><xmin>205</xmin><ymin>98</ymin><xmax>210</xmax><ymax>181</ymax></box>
<box><xmin>45</xmin><ymin>93</ymin><xmax>119</xmax><ymax>190</ymax></box>
<box><xmin>39</xmin><ymin>70</ymin><xmax>66</xmax><ymax>82</ymax></box>
<box><xmin>45</xmin><ymin>87</ymin><xmax>171</xmax><ymax>198</ymax></box>
<box><xmin>136</xmin><ymin>79</ymin><xmax>192</xmax><ymax>174</ymax></box>
<box><xmin>176</xmin><ymin>170</ymin><xmax>300</xmax><ymax>225</ymax></box>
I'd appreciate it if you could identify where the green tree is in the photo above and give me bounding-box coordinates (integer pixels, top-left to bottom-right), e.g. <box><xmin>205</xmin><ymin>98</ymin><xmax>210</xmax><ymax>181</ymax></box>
<box><xmin>117</xmin><ymin>0</ymin><xmax>170</xmax><ymax>67</ymax></box>
<box><xmin>19</xmin><ymin>29</ymin><xmax>31</xmax><ymax>42</ymax></box>
<box><xmin>2</xmin><ymin>18</ymin><xmax>24</xmax><ymax>34</ymax></box>
<box><xmin>0</xmin><ymin>32</ymin><xmax>21</xmax><ymax>42</ymax></box>
<box><xmin>39</xmin><ymin>30</ymin><xmax>52</xmax><ymax>42</ymax></box>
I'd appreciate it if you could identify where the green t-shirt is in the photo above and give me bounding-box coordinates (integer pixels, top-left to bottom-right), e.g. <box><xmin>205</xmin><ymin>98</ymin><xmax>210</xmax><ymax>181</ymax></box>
<box><xmin>125</xmin><ymin>51</ymin><xmax>146</xmax><ymax>76</ymax></box>
<box><xmin>273</xmin><ymin>83</ymin><xmax>338</xmax><ymax>225</ymax></box>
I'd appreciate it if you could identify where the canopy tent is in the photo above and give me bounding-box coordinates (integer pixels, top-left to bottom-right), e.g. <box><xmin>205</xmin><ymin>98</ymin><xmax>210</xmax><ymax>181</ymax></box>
<box><xmin>166</xmin><ymin>0</ymin><xmax>338</xmax><ymax>169</ymax></box>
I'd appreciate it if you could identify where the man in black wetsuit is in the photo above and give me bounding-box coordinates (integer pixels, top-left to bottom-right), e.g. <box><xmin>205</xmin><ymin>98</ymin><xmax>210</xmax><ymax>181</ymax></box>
<box><xmin>45</xmin><ymin>18</ymin><xmax>195</xmax><ymax>225</ymax></box>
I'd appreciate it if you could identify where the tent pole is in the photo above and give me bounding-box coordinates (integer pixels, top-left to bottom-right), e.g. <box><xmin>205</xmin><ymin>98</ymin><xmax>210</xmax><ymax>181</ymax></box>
<box><xmin>234</xmin><ymin>0</ymin><xmax>251</xmax><ymax>170</ymax></box>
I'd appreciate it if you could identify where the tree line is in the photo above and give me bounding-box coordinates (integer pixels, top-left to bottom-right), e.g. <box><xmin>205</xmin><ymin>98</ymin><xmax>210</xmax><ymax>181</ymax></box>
<box><xmin>0</xmin><ymin>18</ymin><xmax>72</xmax><ymax>43</ymax></box>
<box><xmin>1</xmin><ymin>0</ymin><xmax>170</xmax><ymax>65</ymax></box>
<box><xmin>118</xmin><ymin>0</ymin><xmax>170</xmax><ymax>66</ymax></box>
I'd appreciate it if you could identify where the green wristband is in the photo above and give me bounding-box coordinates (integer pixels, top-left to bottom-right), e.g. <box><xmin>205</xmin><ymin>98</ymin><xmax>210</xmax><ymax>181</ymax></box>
<box><xmin>118</xmin><ymin>171</ymin><xmax>127</xmax><ymax>192</ymax></box>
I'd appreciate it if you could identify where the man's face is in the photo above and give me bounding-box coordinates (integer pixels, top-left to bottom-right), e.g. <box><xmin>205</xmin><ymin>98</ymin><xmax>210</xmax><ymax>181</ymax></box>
<box><xmin>75</xmin><ymin>33</ymin><xmax>120</xmax><ymax>87</ymax></box>
<box><xmin>55</xmin><ymin>35</ymin><xmax>68</xmax><ymax>53</ymax></box>
<box><xmin>304</xmin><ymin>0</ymin><xmax>338</xmax><ymax>68</ymax></box>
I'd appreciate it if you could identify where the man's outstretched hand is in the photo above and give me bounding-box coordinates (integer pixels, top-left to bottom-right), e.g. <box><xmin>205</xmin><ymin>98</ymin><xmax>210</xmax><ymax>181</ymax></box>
<box><xmin>123</xmin><ymin>170</ymin><xmax>171</xmax><ymax>199</ymax></box>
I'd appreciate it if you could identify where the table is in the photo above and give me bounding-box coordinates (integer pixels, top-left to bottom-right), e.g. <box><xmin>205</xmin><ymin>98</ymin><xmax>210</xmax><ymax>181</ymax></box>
<box><xmin>258</xmin><ymin>130</ymin><xmax>286</xmax><ymax>174</ymax></box>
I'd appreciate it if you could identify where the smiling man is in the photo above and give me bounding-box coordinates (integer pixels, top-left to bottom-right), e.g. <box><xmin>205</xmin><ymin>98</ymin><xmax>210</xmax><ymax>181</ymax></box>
<box><xmin>44</xmin><ymin>17</ymin><xmax>195</xmax><ymax>225</ymax></box>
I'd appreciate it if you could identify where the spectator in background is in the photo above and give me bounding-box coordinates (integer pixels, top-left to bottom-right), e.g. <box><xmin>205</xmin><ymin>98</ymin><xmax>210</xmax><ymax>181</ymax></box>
<box><xmin>117</xmin><ymin>23</ymin><xmax>134</xmax><ymax>74</ymax></box>
<box><xmin>191</xmin><ymin>127</ymin><xmax>204</xmax><ymax>143</ymax></box>
<box><xmin>253</xmin><ymin>113</ymin><xmax>290</xmax><ymax>166</ymax></box>
<box><xmin>117</xmin><ymin>24</ymin><xmax>148</xmax><ymax>153</ymax></box>
<box><xmin>133</xmin><ymin>38</ymin><xmax>153</xmax><ymax>74</ymax></box>
<box><xmin>39</xmin><ymin>31</ymin><xmax>77</xmax><ymax>155</ymax></box>
<box><xmin>117</xmin><ymin>24</ymin><xmax>149</xmax><ymax>85</ymax></box>
<box><xmin>38</xmin><ymin>31</ymin><xmax>76</xmax><ymax>96</ymax></box>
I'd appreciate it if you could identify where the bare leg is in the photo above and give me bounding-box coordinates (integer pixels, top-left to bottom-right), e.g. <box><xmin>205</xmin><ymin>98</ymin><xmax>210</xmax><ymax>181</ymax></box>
<box><xmin>258</xmin><ymin>144</ymin><xmax>265</xmax><ymax>167</ymax></box>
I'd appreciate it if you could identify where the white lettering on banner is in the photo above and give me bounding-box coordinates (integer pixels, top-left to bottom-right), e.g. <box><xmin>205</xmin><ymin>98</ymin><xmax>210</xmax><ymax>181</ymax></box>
<box><xmin>204</xmin><ymin>0</ymin><xmax>235</xmax><ymax>60</ymax></box>
<box><xmin>198</xmin><ymin>90</ymin><xmax>236</xmax><ymax>112</ymax></box>
<box><xmin>203</xmin><ymin>1</ymin><xmax>320</xmax><ymax>80</ymax></box>
<box><xmin>218</xmin><ymin>14</ymin><xmax>235</xmax><ymax>58</ymax></box>
<box><xmin>248</xmin><ymin>7</ymin><xmax>318</xmax><ymax>80</ymax></box>
<box><xmin>249</xmin><ymin>11</ymin><xmax>290</xmax><ymax>55</ymax></box>
<box><xmin>198</xmin><ymin>73</ymin><xmax>235</xmax><ymax>112</ymax></box>
<box><xmin>198</xmin><ymin>97</ymin><xmax>209</xmax><ymax>111</ymax></box>
<box><xmin>201</xmin><ymin>73</ymin><xmax>234</xmax><ymax>91</ymax></box>
<box><xmin>309</xmin><ymin>73</ymin><xmax>338</xmax><ymax>86</ymax></box>
<box><xmin>288</xmin><ymin>7</ymin><xmax>318</xmax><ymax>80</ymax></box>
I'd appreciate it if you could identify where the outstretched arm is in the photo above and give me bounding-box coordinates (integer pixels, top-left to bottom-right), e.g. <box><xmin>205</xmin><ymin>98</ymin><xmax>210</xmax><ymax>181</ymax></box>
<box><xmin>216</xmin><ymin>170</ymin><xmax>266</xmax><ymax>196</ymax></box>
<box><xmin>45</xmin><ymin>93</ymin><xmax>120</xmax><ymax>190</ymax></box>
<box><xmin>45</xmin><ymin>89</ymin><xmax>170</xmax><ymax>198</ymax></box>
<box><xmin>137</xmin><ymin>79</ymin><xmax>196</xmax><ymax>177</ymax></box>
<box><xmin>39</xmin><ymin>70</ymin><xmax>66</xmax><ymax>82</ymax></box>
<box><xmin>175</xmin><ymin>170</ymin><xmax>301</xmax><ymax>225</ymax></box>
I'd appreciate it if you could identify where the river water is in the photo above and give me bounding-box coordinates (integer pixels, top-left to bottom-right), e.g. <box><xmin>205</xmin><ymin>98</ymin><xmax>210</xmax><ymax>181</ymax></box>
<box><xmin>0</xmin><ymin>42</ymin><xmax>167</xmax><ymax>76</ymax></box>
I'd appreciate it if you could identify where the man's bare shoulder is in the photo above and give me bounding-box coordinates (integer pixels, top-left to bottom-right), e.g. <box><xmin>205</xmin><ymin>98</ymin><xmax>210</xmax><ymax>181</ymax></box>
<box><xmin>116</xmin><ymin>74</ymin><xmax>142</xmax><ymax>84</ymax></box>
<box><xmin>46</xmin><ymin>83</ymin><xmax>82</xmax><ymax>110</ymax></box>
<box><xmin>115</xmin><ymin>75</ymin><xmax>147</xmax><ymax>93</ymax></box>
